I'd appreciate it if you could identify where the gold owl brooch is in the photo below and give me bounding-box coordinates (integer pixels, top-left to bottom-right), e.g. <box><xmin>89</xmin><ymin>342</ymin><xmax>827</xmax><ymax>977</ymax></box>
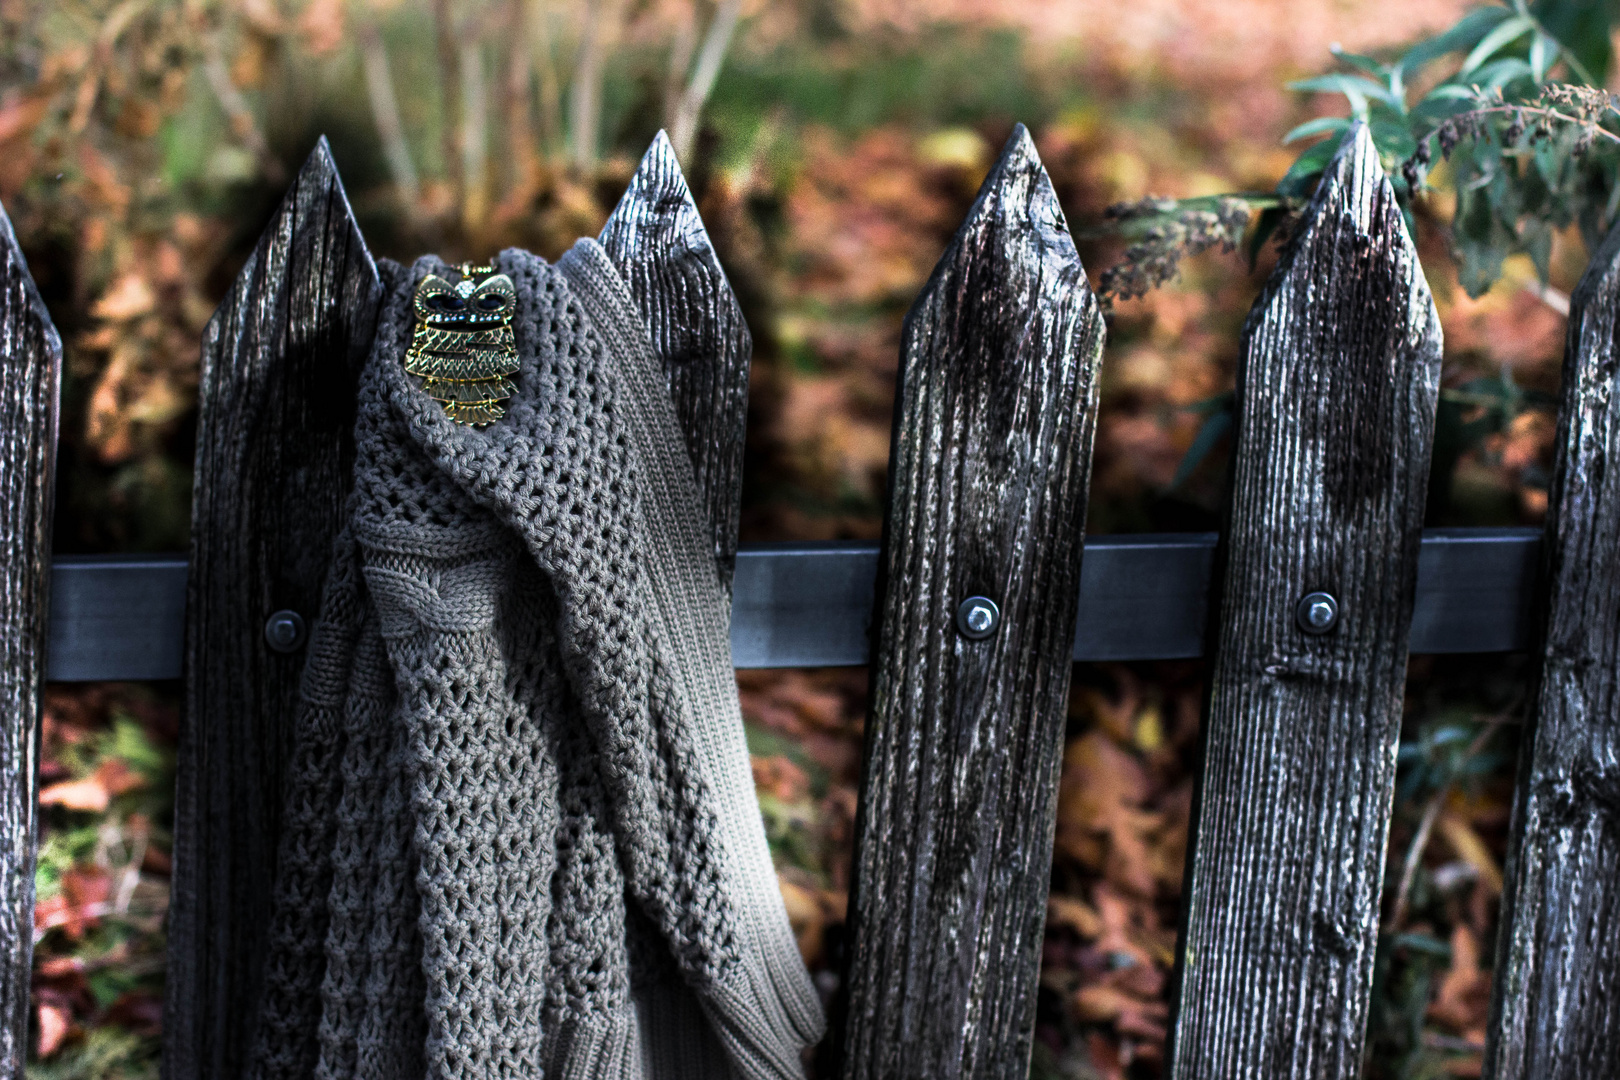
<box><xmin>405</xmin><ymin>264</ymin><xmax>519</xmax><ymax>426</ymax></box>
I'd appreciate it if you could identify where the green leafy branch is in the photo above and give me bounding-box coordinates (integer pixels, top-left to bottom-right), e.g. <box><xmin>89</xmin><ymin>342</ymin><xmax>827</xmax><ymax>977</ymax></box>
<box><xmin>1094</xmin><ymin>0</ymin><xmax>1620</xmax><ymax>304</ymax></box>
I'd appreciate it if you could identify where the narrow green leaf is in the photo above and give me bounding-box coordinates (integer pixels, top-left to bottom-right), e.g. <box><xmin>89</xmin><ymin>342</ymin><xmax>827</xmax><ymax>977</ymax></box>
<box><xmin>1426</xmin><ymin>84</ymin><xmax>1487</xmax><ymax>102</ymax></box>
<box><xmin>1290</xmin><ymin>73</ymin><xmax>1398</xmax><ymax>111</ymax></box>
<box><xmin>1330</xmin><ymin>46</ymin><xmax>1389</xmax><ymax>78</ymax></box>
<box><xmin>1401</xmin><ymin>6</ymin><xmax>1514</xmax><ymax>71</ymax></box>
<box><xmin>1283</xmin><ymin>116</ymin><xmax>1351</xmax><ymax>144</ymax></box>
<box><xmin>1393</xmin><ymin>933</ymin><xmax>1454</xmax><ymax>959</ymax></box>
<box><xmin>1529</xmin><ymin>32</ymin><xmax>1554</xmax><ymax>81</ymax></box>
<box><xmin>1170</xmin><ymin>408</ymin><xmax>1232</xmax><ymax>491</ymax></box>
<box><xmin>1471</xmin><ymin>56</ymin><xmax>1535</xmax><ymax>88</ymax></box>
<box><xmin>1278</xmin><ymin>137</ymin><xmax>1339</xmax><ymax>199</ymax></box>
<box><xmin>1459</xmin><ymin>15</ymin><xmax>1535</xmax><ymax>76</ymax></box>
<box><xmin>1247</xmin><ymin>205</ymin><xmax>1288</xmax><ymax>269</ymax></box>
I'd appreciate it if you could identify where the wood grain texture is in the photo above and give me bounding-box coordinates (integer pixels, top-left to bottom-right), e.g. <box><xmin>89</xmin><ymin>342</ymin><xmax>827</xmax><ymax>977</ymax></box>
<box><xmin>839</xmin><ymin>125</ymin><xmax>1105</xmax><ymax>1080</ymax></box>
<box><xmin>165</xmin><ymin>139</ymin><xmax>382</xmax><ymax>1080</ymax></box>
<box><xmin>1484</xmin><ymin>218</ymin><xmax>1620</xmax><ymax>1079</ymax></box>
<box><xmin>0</xmin><ymin>200</ymin><xmax>60</xmax><ymax>1077</ymax></box>
<box><xmin>599</xmin><ymin>129</ymin><xmax>752</xmax><ymax>589</ymax></box>
<box><xmin>1166</xmin><ymin>124</ymin><xmax>1442</xmax><ymax>1079</ymax></box>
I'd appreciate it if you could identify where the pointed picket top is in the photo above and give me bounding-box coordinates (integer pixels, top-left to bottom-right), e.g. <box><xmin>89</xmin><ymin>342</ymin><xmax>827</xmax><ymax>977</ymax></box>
<box><xmin>1484</xmin><ymin>215</ymin><xmax>1620</xmax><ymax>1079</ymax></box>
<box><xmin>168</xmin><ymin>136</ymin><xmax>382</xmax><ymax>1079</ymax></box>
<box><xmin>1249</xmin><ymin>122</ymin><xmax>1431</xmax><ymax>340</ymax></box>
<box><xmin>906</xmin><ymin>123</ymin><xmax>1096</xmax><ymax>363</ymax></box>
<box><xmin>1168</xmin><ymin>121</ymin><xmax>1443</xmax><ymax>1080</ymax></box>
<box><xmin>841</xmin><ymin>123</ymin><xmax>1104</xmax><ymax>1080</ymax></box>
<box><xmin>0</xmin><ymin>202</ymin><xmax>63</xmax><ymax>371</ymax></box>
<box><xmin>210</xmin><ymin>136</ymin><xmax>381</xmax><ymax>374</ymax></box>
<box><xmin>1314</xmin><ymin>119</ymin><xmax>1387</xmax><ymax>229</ymax></box>
<box><xmin>599</xmin><ymin>129</ymin><xmax>751</xmax><ymax>589</ymax></box>
<box><xmin>0</xmin><ymin>197</ymin><xmax>61</xmax><ymax>1076</ymax></box>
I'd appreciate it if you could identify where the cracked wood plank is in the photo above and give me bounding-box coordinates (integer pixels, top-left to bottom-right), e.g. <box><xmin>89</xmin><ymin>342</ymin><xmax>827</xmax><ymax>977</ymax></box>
<box><xmin>1485</xmin><ymin>217</ymin><xmax>1620</xmax><ymax>1079</ymax></box>
<box><xmin>840</xmin><ymin>124</ymin><xmax>1105</xmax><ymax>1080</ymax></box>
<box><xmin>599</xmin><ymin>129</ymin><xmax>751</xmax><ymax>591</ymax></box>
<box><xmin>1167</xmin><ymin>124</ymin><xmax>1443</xmax><ymax>1079</ymax></box>
<box><xmin>0</xmin><ymin>199</ymin><xmax>60</xmax><ymax>1078</ymax></box>
<box><xmin>165</xmin><ymin>139</ymin><xmax>382</xmax><ymax>1080</ymax></box>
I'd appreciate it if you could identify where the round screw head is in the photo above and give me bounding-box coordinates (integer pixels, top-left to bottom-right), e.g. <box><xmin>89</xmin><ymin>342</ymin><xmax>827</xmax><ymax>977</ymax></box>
<box><xmin>264</xmin><ymin>609</ymin><xmax>308</xmax><ymax>653</ymax></box>
<box><xmin>956</xmin><ymin>596</ymin><xmax>1000</xmax><ymax>640</ymax></box>
<box><xmin>1296</xmin><ymin>591</ymin><xmax>1339</xmax><ymax>635</ymax></box>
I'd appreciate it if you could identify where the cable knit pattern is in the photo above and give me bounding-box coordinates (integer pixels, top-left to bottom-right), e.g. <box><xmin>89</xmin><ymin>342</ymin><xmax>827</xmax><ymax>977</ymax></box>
<box><xmin>246</xmin><ymin>245</ymin><xmax>823</xmax><ymax>1080</ymax></box>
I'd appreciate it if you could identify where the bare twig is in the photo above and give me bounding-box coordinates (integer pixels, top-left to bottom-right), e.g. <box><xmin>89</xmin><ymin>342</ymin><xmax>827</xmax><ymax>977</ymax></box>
<box><xmin>352</xmin><ymin>1</ymin><xmax>420</xmax><ymax>207</ymax></box>
<box><xmin>68</xmin><ymin>0</ymin><xmax>149</xmax><ymax>133</ymax></box>
<box><xmin>431</xmin><ymin>0</ymin><xmax>462</xmax><ymax>205</ymax></box>
<box><xmin>664</xmin><ymin>5</ymin><xmax>698</xmax><ymax>131</ymax></box>
<box><xmin>527</xmin><ymin>0</ymin><xmax>563</xmax><ymax>155</ymax></box>
<box><xmin>1386</xmin><ymin>713</ymin><xmax>1511</xmax><ymax>934</ymax></box>
<box><xmin>461</xmin><ymin>32</ymin><xmax>488</xmax><ymax>231</ymax></box>
<box><xmin>114</xmin><ymin>826</ymin><xmax>147</xmax><ymax>914</ymax></box>
<box><xmin>200</xmin><ymin>31</ymin><xmax>286</xmax><ymax>184</ymax></box>
<box><xmin>1423</xmin><ymin>1032</ymin><xmax>1487</xmax><ymax>1054</ymax></box>
<box><xmin>1522</xmin><ymin>278</ymin><xmax>1571</xmax><ymax>317</ymax></box>
<box><xmin>502</xmin><ymin>0</ymin><xmax>535</xmax><ymax>190</ymax></box>
<box><xmin>569</xmin><ymin>0</ymin><xmax>628</xmax><ymax>170</ymax></box>
<box><xmin>670</xmin><ymin>0</ymin><xmax>743</xmax><ymax>163</ymax></box>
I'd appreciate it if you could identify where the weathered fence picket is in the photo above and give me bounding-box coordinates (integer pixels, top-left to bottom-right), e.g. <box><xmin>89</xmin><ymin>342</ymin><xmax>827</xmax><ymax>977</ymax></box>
<box><xmin>598</xmin><ymin>130</ymin><xmax>752</xmax><ymax>589</ymax></box>
<box><xmin>1484</xmin><ymin>219</ymin><xmax>1620</xmax><ymax>1079</ymax></box>
<box><xmin>1167</xmin><ymin>125</ymin><xmax>1443</xmax><ymax>1078</ymax></box>
<box><xmin>5</xmin><ymin>119</ymin><xmax>1620</xmax><ymax>1076</ymax></box>
<box><xmin>166</xmin><ymin>138</ymin><xmax>384</xmax><ymax>1080</ymax></box>
<box><xmin>0</xmin><ymin>202</ymin><xmax>61</xmax><ymax>1077</ymax></box>
<box><xmin>839</xmin><ymin>125</ymin><xmax>1105</xmax><ymax>1080</ymax></box>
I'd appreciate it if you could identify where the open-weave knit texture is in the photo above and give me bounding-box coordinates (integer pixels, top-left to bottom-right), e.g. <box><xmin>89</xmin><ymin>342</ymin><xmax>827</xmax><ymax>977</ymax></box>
<box><xmin>247</xmin><ymin>243</ymin><xmax>824</xmax><ymax>1080</ymax></box>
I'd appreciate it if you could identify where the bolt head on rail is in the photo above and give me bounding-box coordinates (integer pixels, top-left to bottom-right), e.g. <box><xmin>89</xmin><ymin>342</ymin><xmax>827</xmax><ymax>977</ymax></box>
<box><xmin>1295</xmin><ymin>591</ymin><xmax>1339</xmax><ymax>635</ymax></box>
<box><xmin>956</xmin><ymin>596</ymin><xmax>1001</xmax><ymax>640</ymax></box>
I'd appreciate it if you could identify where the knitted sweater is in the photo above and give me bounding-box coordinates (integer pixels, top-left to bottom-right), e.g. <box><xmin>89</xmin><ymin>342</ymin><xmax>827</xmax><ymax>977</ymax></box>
<box><xmin>246</xmin><ymin>241</ymin><xmax>825</xmax><ymax>1080</ymax></box>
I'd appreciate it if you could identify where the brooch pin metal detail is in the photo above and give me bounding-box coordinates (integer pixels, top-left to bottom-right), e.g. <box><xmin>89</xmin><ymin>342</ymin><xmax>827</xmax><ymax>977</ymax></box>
<box><xmin>405</xmin><ymin>263</ymin><xmax>519</xmax><ymax>426</ymax></box>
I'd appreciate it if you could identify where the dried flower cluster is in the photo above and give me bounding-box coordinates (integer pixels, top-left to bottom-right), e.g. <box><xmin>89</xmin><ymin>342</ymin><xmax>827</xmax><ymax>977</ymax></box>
<box><xmin>1095</xmin><ymin>196</ymin><xmax>1254</xmax><ymax>306</ymax></box>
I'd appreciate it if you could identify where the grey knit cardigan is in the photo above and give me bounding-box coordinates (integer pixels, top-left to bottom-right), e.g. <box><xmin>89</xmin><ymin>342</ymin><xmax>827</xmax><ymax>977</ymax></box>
<box><xmin>245</xmin><ymin>241</ymin><xmax>825</xmax><ymax>1080</ymax></box>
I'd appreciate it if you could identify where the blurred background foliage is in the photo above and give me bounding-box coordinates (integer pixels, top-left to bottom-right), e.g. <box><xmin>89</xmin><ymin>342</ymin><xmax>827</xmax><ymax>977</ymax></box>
<box><xmin>1</xmin><ymin>0</ymin><xmax>1609</xmax><ymax>1076</ymax></box>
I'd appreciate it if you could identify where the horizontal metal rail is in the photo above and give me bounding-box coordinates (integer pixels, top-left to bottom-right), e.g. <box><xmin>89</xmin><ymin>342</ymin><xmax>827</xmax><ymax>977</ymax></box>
<box><xmin>46</xmin><ymin>527</ymin><xmax>1542</xmax><ymax>681</ymax></box>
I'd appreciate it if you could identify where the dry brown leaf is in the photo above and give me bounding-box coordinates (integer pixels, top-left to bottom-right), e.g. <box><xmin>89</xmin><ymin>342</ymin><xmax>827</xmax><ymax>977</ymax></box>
<box><xmin>40</xmin><ymin>866</ymin><xmax>114</xmax><ymax>941</ymax></box>
<box><xmin>39</xmin><ymin>777</ymin><xmax>109</xmax><ymax>813</ymax></box>
<box><xmin>752</xmin><ymin>754</ymin><xmax>811</xmax><ymax>802</ymax></box>
<box><xmin>1047</xmin><ymin>893</ymin><xmax>1103</xmax><ymax>939</ymax></box>
<box><xmin>1074</xmin><ymin>674</ymin><xmax>1141</xmax><ymax>745</ymax></box>
<box><xmin>35</xmin><ymin>997</ymin><xmax>71</xmax><ymax>1057</ymax></box>
<box><xmin>1429</xmin><ymin>925</ymin><xmax>1491</xmax><ymax>1041</ymax></box>
<box><xmin>1073</xmin><ymin>970</ymin><xmax>1168</xmax><ymax>1040</ymax></box>
<box><xmin>91</xmin><ymin>273</ymin><xmax>157</xmax><ymax>321</ymax></box>
<box><xmin>778</xmin><ymin>876</ymin><xmax>824</xmax><ymax>964</ymax></box>
<box><xmin>1437</xmin><ymin>812</ymin><xmax>1503</xmax><ymax>895</ymax></box>
<box><xmin>1055</xmin><ymin>732</ymin><xmax>1160</xmax><ymax>897</ymax></box>
<box><xmin>0</xmin><ymin>92</ymin><xmax>50</xmax><ymax>145</ymax></box>
<box><xmin>298</xmin><ymin>0</ymin><xmax>347</xmax><ymax>55</ymax></box>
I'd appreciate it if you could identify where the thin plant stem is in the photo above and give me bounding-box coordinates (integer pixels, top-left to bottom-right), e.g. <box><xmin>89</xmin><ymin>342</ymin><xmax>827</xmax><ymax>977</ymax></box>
<box><xmin>1385</xmin><ymin>712</ymin><xmax>1512</xmax><ymax>934</ymax></box>
<box><xmin>352</xmin><ymin>2</ymin><xmax>420</xmax><ymax>208</ymax></box>
<box><xmin>569</xmin><ymin>0</ymin><xmax>627</xmax><ymax>171</ymax></box>
<box><xmin>432</xmin><ymin>0</ymin><xmax>462</xmax><ymax>207</ymax></box>
<box><xmin>502</xmin><ymin>0</ymin><xmax>535</xmax><ymax>192</ymax></box>
<box><xmin>461</xmin><ymin>33</ymin><xmax>488</xmax><ymax>233</ymax></box>
<box><xmin>200</xmin><ymin>31</ymin><xmax>285</xmax><ymax>185</ymax></box>
<box><xmin>670</xmin><ymin>0</ymin><xmax>743</xmax><ymax>163</ymax></box>
<box><xmin>527</xmin><ymin>0</ymin><xmax>563</xmax><ymax>155</ymax></box>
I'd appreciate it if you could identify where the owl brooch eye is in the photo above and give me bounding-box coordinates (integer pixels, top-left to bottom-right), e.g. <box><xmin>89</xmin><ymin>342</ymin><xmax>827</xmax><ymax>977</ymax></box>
<box><xmin>404</xmin><ymin>264</ymin><xmax>520</xmax><ymax>426</ymax></box>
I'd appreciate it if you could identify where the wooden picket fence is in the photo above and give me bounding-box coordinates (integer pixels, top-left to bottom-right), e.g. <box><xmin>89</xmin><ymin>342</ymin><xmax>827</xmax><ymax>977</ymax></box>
<box><xmin>0</xmin><ymin>121</ymin><xmax>1614</xmax><ymax>1079</ymax></box>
